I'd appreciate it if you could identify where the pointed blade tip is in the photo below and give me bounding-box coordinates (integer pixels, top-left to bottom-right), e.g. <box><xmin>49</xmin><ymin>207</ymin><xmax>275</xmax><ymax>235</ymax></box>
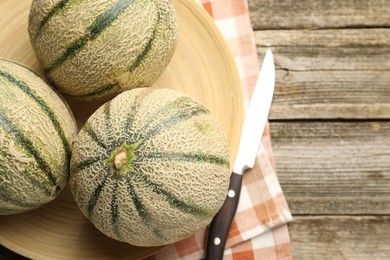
<box><xmin>264</xmin><ymin>49</ymin><xmax>274</xmax><ymax>68</ymax></box>
<box><xmin>233</xmin><ymin>48</ymin><xmax>276</xmax><ymax>174</ymax></box>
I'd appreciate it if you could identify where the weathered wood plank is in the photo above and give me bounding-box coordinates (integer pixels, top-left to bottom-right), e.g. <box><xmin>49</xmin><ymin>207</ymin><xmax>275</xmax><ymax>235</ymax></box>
<box><xmin>255</xmin><ymin>29</ymin><xmax>390</xmax><ymax>71</ymax></box>
<box><xmin>289</xmin><ymin>216</ymin><xmax>390</xmax><ymax>259</ymax></box>
<box><xmin>254</xmin><ymin>29</ymin><xmax>390</xmax><ymax>119</ymax></box>
<box><xmin>248</xmin><ymin>0</ymin><xmax>390</xmax><ymax>30</ymax></box>
<box><xmin>269</xmin><ymin>121</ymin><xmax>390</xmax><ymax>214</ymax></box>
<box><xmin>270</xmin><ymin>69</ymin><xmax>390</xmax><ymax>119</ymax></box>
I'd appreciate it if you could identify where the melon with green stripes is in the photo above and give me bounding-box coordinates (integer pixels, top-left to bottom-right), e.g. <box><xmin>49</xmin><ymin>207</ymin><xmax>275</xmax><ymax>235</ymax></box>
<box><xmin>0</xmin><ymin>59</ymin><xmax>77</xmax><ymax>215</ymax></box>
<box><xmin>69</xmin><ymin>88</ymin><xmax>230</xmax><ymax>246</ymax></box>
<box><xmin>27</xmin><ymin>0</ymin><xmax>178</xmax><ymax>102</ymax></box>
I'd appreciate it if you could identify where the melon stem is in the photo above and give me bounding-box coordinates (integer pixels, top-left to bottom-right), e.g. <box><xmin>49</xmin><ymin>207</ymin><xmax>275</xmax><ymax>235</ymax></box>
<box><xmin>114</xmin><ymin>151</ymin><xmax>127</xmax><ymax>170</ymax></box>
<box><xmin>104</xmin><ymin>143</ymin><xmax>137</xmax><ymax>175</ymax></box>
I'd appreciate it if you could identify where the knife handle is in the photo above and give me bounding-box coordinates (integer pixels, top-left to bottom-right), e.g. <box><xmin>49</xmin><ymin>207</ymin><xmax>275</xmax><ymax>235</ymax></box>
<box><xmin>205</xmin><ymin>172</ymin><xmax>243</xmax><ymax>260</ymax></box>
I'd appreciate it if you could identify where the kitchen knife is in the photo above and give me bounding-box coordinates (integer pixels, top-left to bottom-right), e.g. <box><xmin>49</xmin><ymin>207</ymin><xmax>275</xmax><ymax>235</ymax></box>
<box><xmin>204</xmin><ymin>49</ymin><xmax>275</xmax><ymax>260</ymax></box>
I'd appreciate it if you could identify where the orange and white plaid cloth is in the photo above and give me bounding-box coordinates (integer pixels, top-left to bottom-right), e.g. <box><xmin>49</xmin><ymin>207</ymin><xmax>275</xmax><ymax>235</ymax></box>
<box><xmin>148</xmin><ymin>0</ymin><xmax>293</xmax><ymax>259</ymax></box>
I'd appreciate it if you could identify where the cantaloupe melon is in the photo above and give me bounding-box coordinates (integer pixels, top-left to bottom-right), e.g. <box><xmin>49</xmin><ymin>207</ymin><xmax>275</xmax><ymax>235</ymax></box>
<box><xmin>27</xmin><ymin>0</ymin><xmax>178</xmax><ymax>101</ymax></box>
<box><xmin>69</xmin><ymin>88</ymin><xmax>230</xmax><ymax>246</ymax></box>
<box><xmin>0</xmin><ymin>59</ymin><xmax>77</xmax><ymax>215</ymax></box>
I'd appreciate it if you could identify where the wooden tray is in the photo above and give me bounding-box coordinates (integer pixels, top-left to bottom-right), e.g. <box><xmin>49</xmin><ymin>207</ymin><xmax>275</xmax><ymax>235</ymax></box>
<box><xmin>0</xmin><ymin>0</ymin><xmax>243</xmax><ymax>259</ymax></box>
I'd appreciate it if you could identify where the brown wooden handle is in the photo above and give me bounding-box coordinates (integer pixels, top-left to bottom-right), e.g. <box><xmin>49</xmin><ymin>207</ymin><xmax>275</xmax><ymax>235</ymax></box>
<box><xmin>204</xmin><ymin>172</ymin><xmax>243</xmax><ymax>260</ymax></box>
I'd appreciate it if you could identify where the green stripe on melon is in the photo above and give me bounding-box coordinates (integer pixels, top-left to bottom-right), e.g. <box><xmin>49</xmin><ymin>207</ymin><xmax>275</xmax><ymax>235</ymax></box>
<box><xmin>28</xmin><ymin>0</ymin><xmax>178</xmax><ymax>101</ymax></box>
<box><xmin>0</xmin><ymin>59</ymin><xmax>77</xmax><ymax>215</ymax></box>
<box><xmin>0</xmin><ymin>69</ymin><xmax>72</xmax><ymax>159</ymax></box>
<box><xmin>0</xmin><ymin>110</ymin><xmax>58</xmax><ymax>189</ymax></box>
<box><xmin>43</xmin><ymin>0</ymin><xmax>136</xmax><ymax>75</ymax></box>
<box><xmin>31</xmin><ymin>0</ymin><xmax>73</xmax><ymax>42</ymax></box>
<box><xmin>70</xmin><ymin>88</ymin><xmax>230</xmax><ymax>247</ymax></box>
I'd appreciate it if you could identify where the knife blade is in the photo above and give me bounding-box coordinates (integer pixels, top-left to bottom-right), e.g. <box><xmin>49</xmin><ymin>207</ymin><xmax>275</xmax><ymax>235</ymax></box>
<box><xmin>204</xmin><ymin>49</ymin><xmax>275</xmax><ymax>260</ymax></box>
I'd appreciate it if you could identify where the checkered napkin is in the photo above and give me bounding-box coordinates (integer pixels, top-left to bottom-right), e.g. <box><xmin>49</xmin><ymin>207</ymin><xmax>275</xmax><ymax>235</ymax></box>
<box><xmin>148</xmin><ymin>0</ymin><xmax>293</xmax><ymax>259</ymax></box>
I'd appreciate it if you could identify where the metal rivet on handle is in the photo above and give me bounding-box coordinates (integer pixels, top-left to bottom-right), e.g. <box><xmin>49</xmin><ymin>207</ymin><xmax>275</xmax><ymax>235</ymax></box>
<box><xmin>228</xmin><ymin>189</ymin><xmax>235</xmax><ymax>198</ymax></box>
<box><xmin>214</xmin><ymin>237</ymin><xmax>221</xmax><ymax>245</ymax></box>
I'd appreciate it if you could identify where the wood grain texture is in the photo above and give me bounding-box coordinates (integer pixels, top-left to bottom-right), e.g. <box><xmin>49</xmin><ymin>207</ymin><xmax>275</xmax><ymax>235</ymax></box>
<box><xmin>255</xmin><ymin>29</ymin><xmax>390</xmax><ymax>70</ymax></box>
<box><xmin>254</xmin><ymin>29</ymin><xmax>390</xmax><ymax>119</ymax></box>
<box><xmin>289</xmin><ymin>216</ymin><xmax>390</xmax><ymax>259</ymax></box>
<box><xmin>248</xmin><ymin>0</ymin><xmax>390</xmax><ymax>29</ymax></box>
<box><xmin>270</xmin><ymin>121</ymin><xmax>390</xmax><ymax>214</ymax></box>
<box><xmin>271</xmin><ymin>69</ymin><xmax>390</xmax><ymax>119</ymax></box>
<box><xmin>249</xmin><ymin>0</ymin><xmax>390</xmax><ymax>258</ymax></box>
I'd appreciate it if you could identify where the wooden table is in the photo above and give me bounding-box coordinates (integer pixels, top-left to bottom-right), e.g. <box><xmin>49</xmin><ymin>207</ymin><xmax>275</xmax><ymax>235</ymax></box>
<box><xmin>1</xmin><ymin>1</ymin><xmax>389</xmax><ymax>259</ymax></box>
<box><xmin>249</xmin><ymin>0</ymin><xmax>390</xmax><ymax>258</ymax></box>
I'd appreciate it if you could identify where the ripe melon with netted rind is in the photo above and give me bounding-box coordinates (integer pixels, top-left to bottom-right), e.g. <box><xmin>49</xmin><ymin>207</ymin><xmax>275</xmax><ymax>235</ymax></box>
<box><xmin>27</xmin><ymin>0</ymin><xmax>178</xmax><ymax>101</ymax></box>
<box><xmin>69</xmin><ymin>88</ymin><xmax>230</xmax><ymax>246</ymax></box>
<box><xmin>0</xmin><ymin>59</ymin><xmax>77</xmax><ymax>215</ymax></box>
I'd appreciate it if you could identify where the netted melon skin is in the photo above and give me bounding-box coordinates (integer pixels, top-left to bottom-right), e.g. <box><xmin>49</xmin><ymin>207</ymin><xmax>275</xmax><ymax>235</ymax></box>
<box><xmin>28</xmin><ymin>0</ymin><xmax>178</xmax><ymax>101</ymax></box>
<box><xmin>0</xmin><ymin>59</ymin><xmax>77</xmax><ymax>215</ymax></box>
<box><xmin>70</xmin><ymin>88</ymin><xmax>230</xmax><ymax>246</ymax></box>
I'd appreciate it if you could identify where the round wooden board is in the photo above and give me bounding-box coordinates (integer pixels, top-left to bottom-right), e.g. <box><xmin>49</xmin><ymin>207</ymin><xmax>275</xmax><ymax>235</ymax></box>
<box><xmin>0</xmin><ymin>0</ymin><xmax>244</xmax><ymax>259</ymax></box>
